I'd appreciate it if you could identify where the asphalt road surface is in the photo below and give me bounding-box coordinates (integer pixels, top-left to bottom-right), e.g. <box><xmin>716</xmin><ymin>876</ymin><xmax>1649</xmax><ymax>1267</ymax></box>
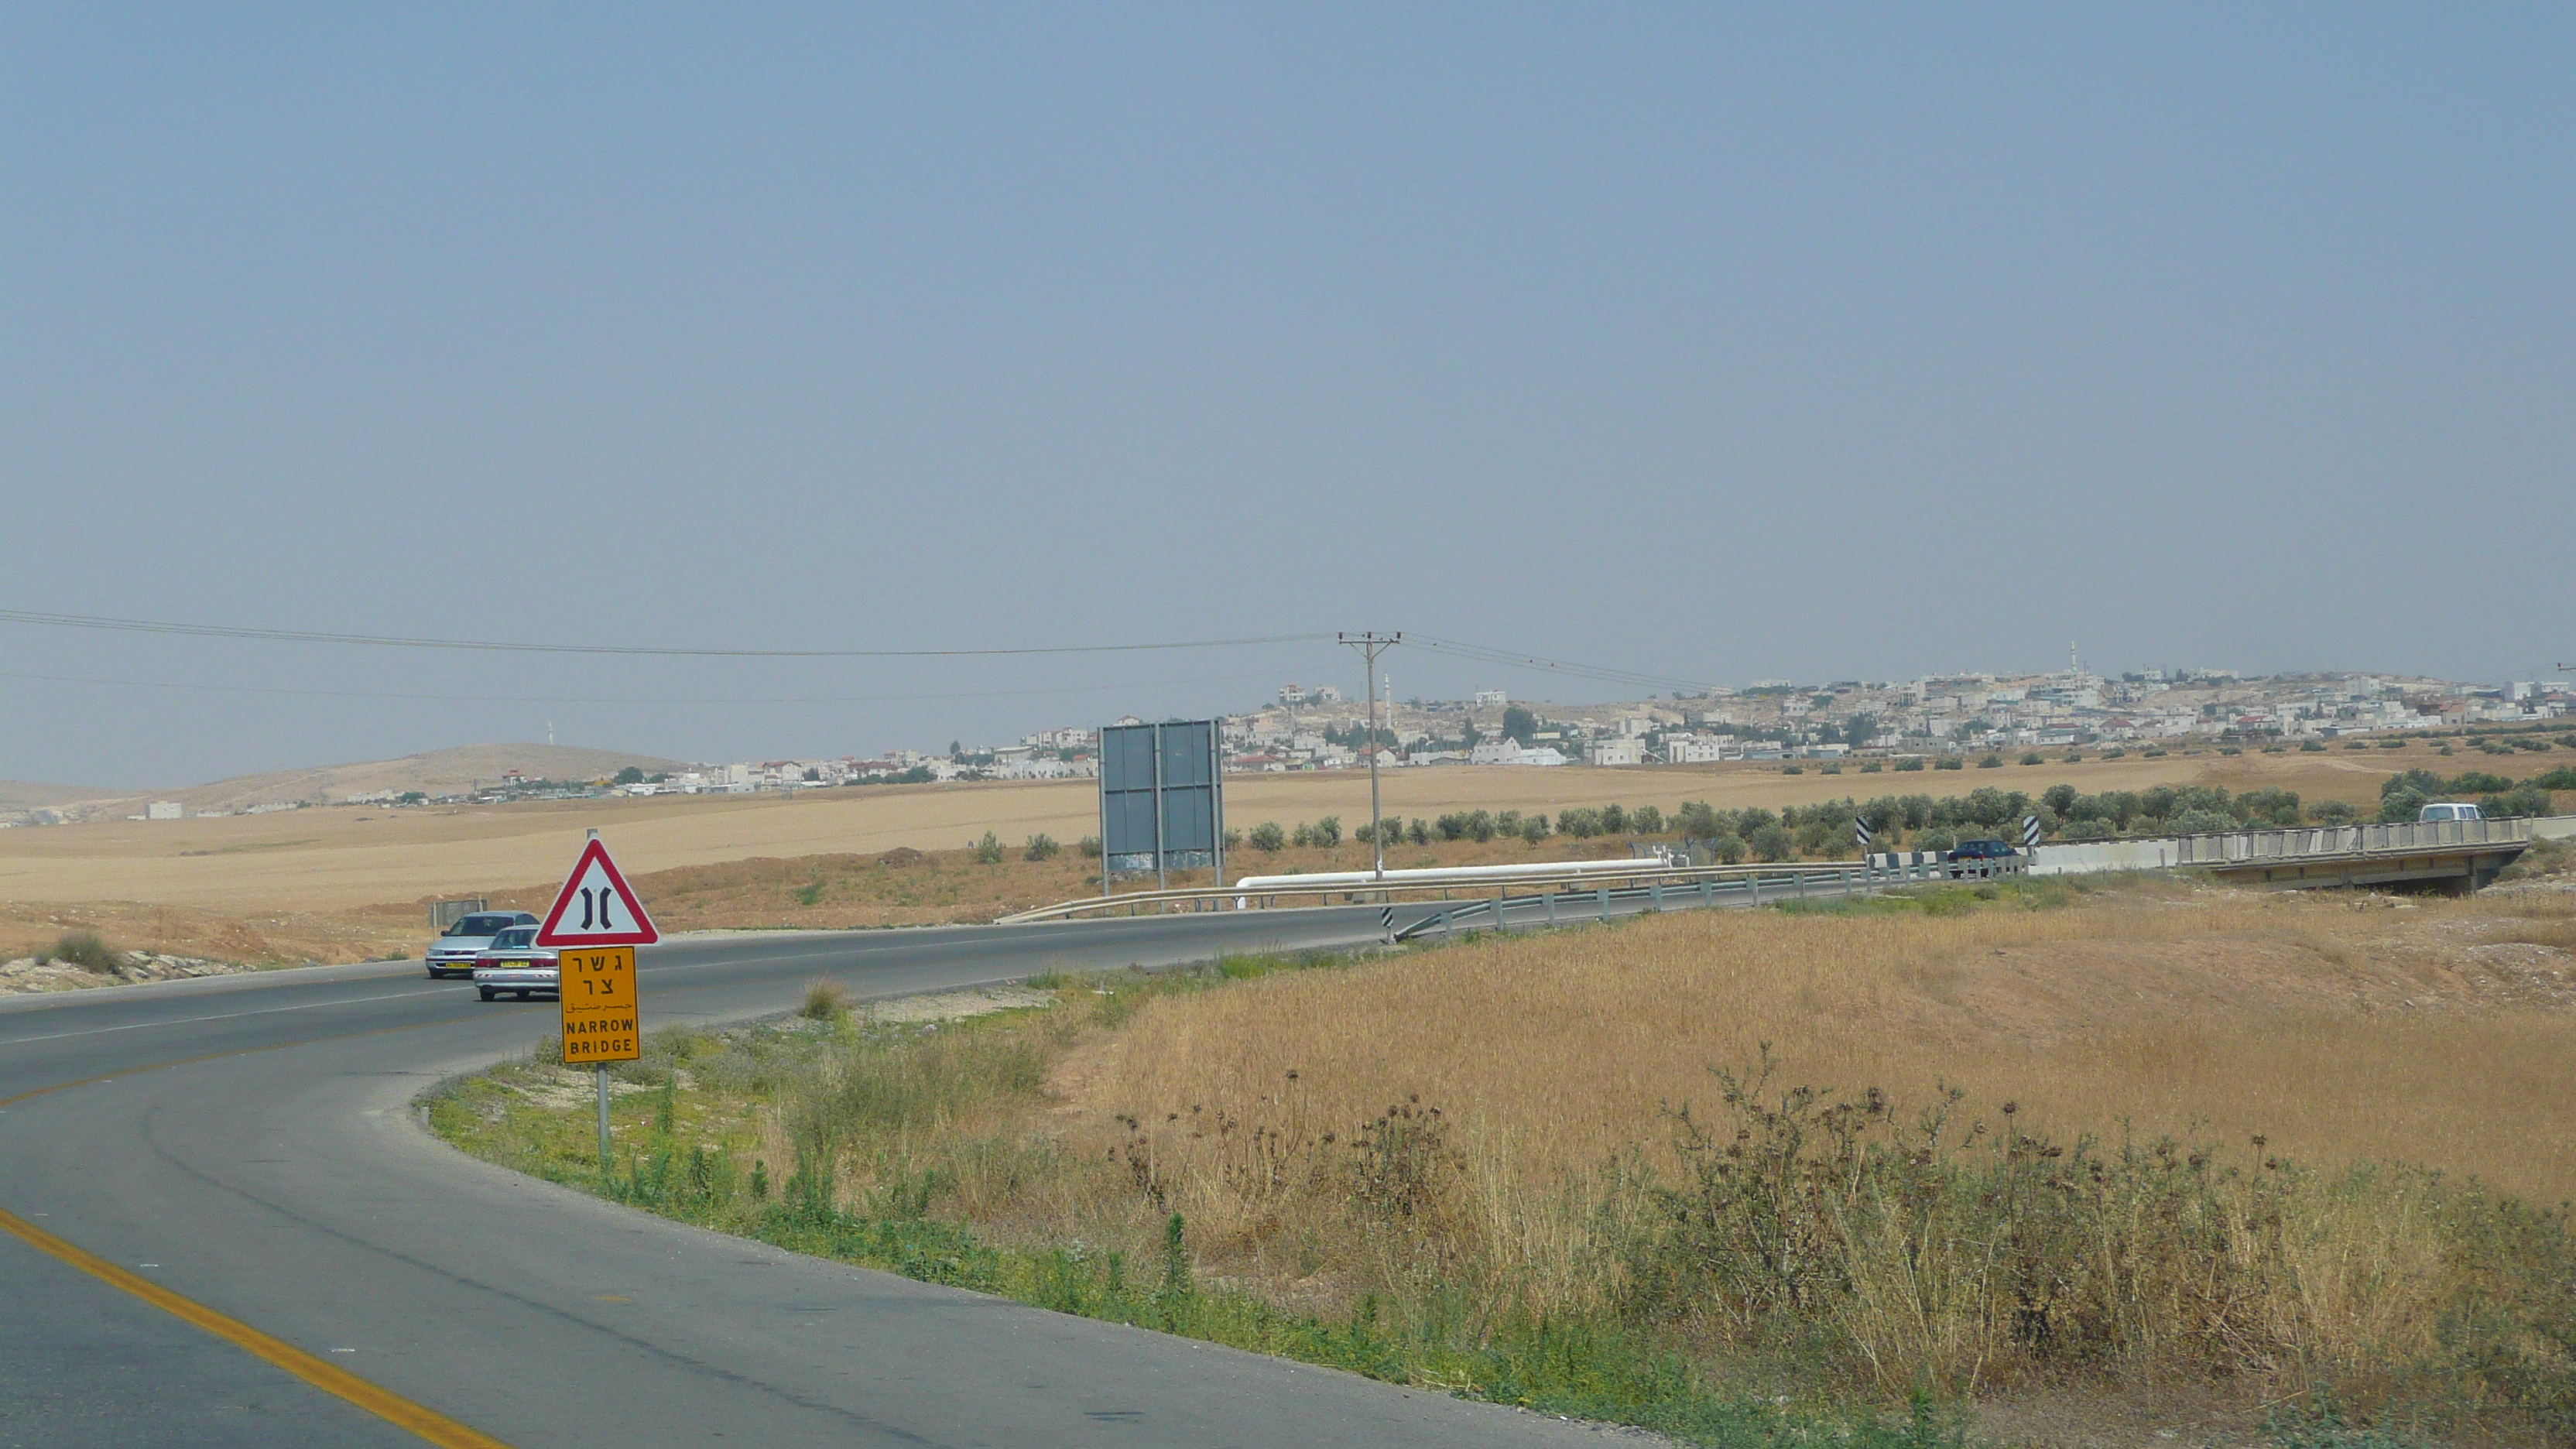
<box><xmin>0</xmin><ymin>906</ymin><xmax>1667</xmax><ymax>1449</ymax></box>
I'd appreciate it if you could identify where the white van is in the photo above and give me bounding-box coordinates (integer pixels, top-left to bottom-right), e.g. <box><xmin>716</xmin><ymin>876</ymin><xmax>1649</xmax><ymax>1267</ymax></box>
<box><xmin>2419</xmin><ymin>802</ymin><xmax>2482</xmax><ymax>823</ymax></box>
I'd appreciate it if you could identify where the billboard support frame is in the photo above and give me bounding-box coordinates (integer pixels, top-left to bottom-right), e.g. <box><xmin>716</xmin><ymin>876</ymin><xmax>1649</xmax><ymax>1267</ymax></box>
<box><xmin>1099</xmin><ymin>719</ymin><xmax>1225</xmax><ymax>895</ymax></box>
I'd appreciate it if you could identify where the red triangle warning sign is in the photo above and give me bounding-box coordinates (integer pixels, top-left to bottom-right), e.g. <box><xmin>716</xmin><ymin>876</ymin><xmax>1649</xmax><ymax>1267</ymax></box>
<box><xmin>535</xmin><ymin>836</ymin><xmax>660</xmax><ymax>947</ymax></box>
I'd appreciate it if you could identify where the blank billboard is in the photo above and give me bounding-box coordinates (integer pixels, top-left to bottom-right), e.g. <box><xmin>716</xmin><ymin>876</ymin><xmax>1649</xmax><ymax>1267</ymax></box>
<box><xmin>1100</xmin><ymin>720</ymin><xmax>1222</xmax><ymax>876</ymax></box>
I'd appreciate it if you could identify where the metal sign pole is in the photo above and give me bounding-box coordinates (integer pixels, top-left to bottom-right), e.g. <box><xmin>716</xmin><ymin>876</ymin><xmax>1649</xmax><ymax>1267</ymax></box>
<box><xmin>1150</xmin><ymin>723</ymin><xmax>1167</xmax><ymax>892</ymax></box>
<box><xmin>596</xmin><ymin>1066</ymin><xmax>611</xmax><ymax>1169</ymax></box>
<box><xmin>1209</xmin><ymin>720</ymin><xmax>1225</xmax><ymax>892</ymax></box>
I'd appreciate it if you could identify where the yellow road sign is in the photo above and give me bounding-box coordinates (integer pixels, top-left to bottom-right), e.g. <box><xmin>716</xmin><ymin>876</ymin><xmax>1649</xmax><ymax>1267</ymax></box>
<box><xmin>559</xmin><ymin>946</ymin><xmax>640</xmax><ymax>1064</ymax></box>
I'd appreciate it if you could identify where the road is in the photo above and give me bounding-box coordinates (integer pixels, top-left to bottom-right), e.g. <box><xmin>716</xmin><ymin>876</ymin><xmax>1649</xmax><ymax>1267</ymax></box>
<box><xmin>0</xmin><ymin>906</ymin><xmax>1658</xmax><ymax>1449</ymax></box>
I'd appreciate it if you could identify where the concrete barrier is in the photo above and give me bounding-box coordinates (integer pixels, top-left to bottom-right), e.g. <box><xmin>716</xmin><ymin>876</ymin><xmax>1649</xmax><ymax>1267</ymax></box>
<box><xmin>2032</xmin><ymin>815</ymin><xmax>2571</xmax><ymax>881</ymax></box>
<box><xmin>2030</xmin><ymin>840</ymin><xmax>2176</xmax><ymax>875</ymax></box>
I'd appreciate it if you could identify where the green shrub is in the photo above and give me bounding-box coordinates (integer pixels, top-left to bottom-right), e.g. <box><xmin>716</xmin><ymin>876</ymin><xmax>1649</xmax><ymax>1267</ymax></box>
<box><xmin>1023</xmin><ymin>834</ymin><xmax>1060</xmax><ymax>862</ymax></box>
<box><xmin>800</xmin><ymin>978</ymin><xmax>848</xmax><ymax>1019</ymax></box>
<box><xmin>44</xmin><ymin>931</ymin><xmax>123</xmax><ymax>975</ymax></box>
<box><xmin>1248</xmin><ymin>822</ymin><xmax>1286</xmax><ymax>852</ymax></box>
<box><xmin>972</xmin><ymin>831</ymin><xmax>1005</xmax><ymax>865</ymax></box>
<box><xmin>2020</xmin><ymin>752</ymin><xmax>2044</xmax><ymax>766</ymax></box>
<box><xmin>1977</xmin><ymin>754</ymin><xmax>2002</xmax><ymax>769</ymax></box>
<box><xmin>2482</xmin><ymin>785</ymin><xmax>2555</xmax><ymax>820</ymax></box>
<box><xmin>1934</xmin><ymin>757</ymin><xmax>1963</xmax><ymax>771</ymax></box>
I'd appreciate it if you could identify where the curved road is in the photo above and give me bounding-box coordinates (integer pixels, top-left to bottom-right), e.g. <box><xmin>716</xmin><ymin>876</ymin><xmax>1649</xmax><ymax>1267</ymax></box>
<box><xmin>0</xmin><ymin>909</ymin><xmax>1643</xmax><ymax>1448</ymax></box>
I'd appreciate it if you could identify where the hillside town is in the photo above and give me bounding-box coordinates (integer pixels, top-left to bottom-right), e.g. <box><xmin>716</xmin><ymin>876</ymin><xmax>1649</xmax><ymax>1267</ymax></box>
<box><xmin>619</xmin><ymin>667</ymin><xmax>2572</xmax><ymax>797</ymax></box>
<box><xmin>14</xmin><ymin>663</ymin><xmax>2567</xmax><ymax>826</ymax></box>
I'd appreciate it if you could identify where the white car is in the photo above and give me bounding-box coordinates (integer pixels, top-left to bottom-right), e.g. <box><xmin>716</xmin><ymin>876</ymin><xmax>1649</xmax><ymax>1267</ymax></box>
<box><xmin>426</xmin><ymin>911</ymin><xmax>538</xmax><ymax>979</ymax></box>
<box><xmin>470</xmin><ymin>927</ymin><xmax>560</xmax><ymax>1002</ymax></box>
<box><xmin>2419</xmin><ymin>802</ymin><xmax>2482</xmax><ymax>823</ymax></box>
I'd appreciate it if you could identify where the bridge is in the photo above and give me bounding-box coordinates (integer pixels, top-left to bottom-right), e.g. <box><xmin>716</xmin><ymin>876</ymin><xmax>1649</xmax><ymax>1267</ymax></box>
<box><xmin>2033</xmin><ymin>814</ymin><xmax>2567</xmax><ymax>892</ymax></box>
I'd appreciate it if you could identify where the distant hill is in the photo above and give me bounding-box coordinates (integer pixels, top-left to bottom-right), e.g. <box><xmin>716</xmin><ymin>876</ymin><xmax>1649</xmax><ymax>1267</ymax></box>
<box><xmin>169</xmin><ymin>743</ymin><xmax>690</xmax><ymax>814</ymax></box>
<box><xmin>0</xmin><ymin>779</ymin><xmax>151</xmax><ymax>815</ymax></box>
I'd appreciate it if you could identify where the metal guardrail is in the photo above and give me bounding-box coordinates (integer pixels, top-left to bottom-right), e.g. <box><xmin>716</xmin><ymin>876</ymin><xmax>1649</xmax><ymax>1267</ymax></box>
<box><xmin>998</xmin><ymin>855</ymin><xmax>2021</xmax><ymax>924</ymax></box>
<box><xmin>1392</xmin><ymin>866</ymin><xmax>1915</xmax><ymax>941</ymax></box>
<box><xmin>2167</xmin><ymin>815</ymin><xmax>2533</xmax><ymax>865</ymax></box>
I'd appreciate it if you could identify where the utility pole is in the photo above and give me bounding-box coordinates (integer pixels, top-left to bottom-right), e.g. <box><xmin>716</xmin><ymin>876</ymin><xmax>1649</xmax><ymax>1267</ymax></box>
<box><xmin>1338</xmin><ymin>632</ymin><xmax>1400</xmax><ymax>880</ymax></box>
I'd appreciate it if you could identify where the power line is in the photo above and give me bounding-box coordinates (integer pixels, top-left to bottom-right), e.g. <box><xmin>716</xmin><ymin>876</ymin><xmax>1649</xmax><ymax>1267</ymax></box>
<box><xmin>0</xmin><ymin>608</ymin><xmax>1331</xmax><ymax>659</ymax></box>
<box><xmin>0</xmin><ymin>606</ymin><xmax>1731</xmax><ymax>700</ymax></box>
<box><xmin>0</xmin><ymin>666</ymin><xmax>1329</xmax><ymax>708</ymax></box>
<box><xmin>1407</xmin><ymin>635</ymin><xmax>1721</xmax><ymax>696</ymax></box>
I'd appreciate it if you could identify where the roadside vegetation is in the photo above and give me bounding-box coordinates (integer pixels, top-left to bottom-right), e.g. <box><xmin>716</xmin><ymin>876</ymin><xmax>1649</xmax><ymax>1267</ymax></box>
<box><xmin>432</xmin><ymin>879</ymin><xmax>2576</xmax><ymax>1444</ymax></box>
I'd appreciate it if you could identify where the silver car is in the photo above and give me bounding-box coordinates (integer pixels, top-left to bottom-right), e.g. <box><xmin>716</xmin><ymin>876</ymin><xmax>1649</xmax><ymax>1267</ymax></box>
<box><xmin>426</xmin><ymin>911</ymin><xmax>539</xmax><ymax>979</ymax></box>
<box><xmin>471</xmin><ymin>926</ymin><xmax>560</xmax><ymax>1002</ymax></box>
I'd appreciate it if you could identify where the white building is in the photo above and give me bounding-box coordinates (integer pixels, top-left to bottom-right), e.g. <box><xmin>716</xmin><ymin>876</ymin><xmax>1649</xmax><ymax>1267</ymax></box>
<box><xmin>146</xmin><ymin>800</ymin><xmax>183</xmax><ymax>820</ymax></box>
<box><xmin>1663</xmin><ymin>735</ymin><xmax>1732</xmax><ymax>765</ymax></box>
<box><xmin>1474</xmin><ymin>689</ymin><xmax>1507</xmax><ymax>709</ymax></box>
<box><xmin>1585</xmin><ymin>738</ymin><xmax>1644</xmax><ymax>767</ymax></box>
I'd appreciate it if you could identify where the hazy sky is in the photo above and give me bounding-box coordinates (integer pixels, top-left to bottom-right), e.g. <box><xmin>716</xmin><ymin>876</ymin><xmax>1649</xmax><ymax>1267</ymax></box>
<box><xmin>5</xmin><ymin>7</ymin><xmax>2570</xmax><ymax>786</ymax></box>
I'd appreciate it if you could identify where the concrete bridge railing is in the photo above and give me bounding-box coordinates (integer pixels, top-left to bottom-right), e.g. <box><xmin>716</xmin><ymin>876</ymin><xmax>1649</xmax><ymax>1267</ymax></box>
<box><xmin>2034</xmin><ymin>814</ymin><xmax>2568</xmax><ymax>879</ymax></box>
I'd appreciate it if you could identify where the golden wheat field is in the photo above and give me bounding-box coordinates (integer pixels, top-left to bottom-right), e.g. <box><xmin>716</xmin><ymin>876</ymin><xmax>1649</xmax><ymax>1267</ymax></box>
<box><xmin>1065</xmin><ymin>886</ymin><xmax>2576</xmax><ymax>1225</ymax></box>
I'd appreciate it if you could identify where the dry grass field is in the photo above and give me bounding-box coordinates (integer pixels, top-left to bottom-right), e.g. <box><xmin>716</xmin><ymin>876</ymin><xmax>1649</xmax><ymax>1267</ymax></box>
<box><xmin>1</xmin><ymin>740</ymin><xmax>2563</xmax><ymax>969</ymax></box>
<box><xmin>1075</xmin><ymin>883</ymin><xmax>2576</xmax><ymax>1208</ymax></box>
<box><xmin>436</xmin><ymin>865</ymin><xmax>2576</xmax><ymax>1438</ymax></box>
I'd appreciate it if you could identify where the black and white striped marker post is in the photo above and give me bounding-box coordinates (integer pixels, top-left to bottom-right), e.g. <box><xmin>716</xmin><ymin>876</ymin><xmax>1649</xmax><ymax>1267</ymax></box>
<box><xmin>1379</xmin><ymin>905</ymin><xmax>1396</xmax><ymax>940</ymax></box>
<box><xmin>1853</xmin><ymin>816</ymin><xmax>1873</xmax><ymax>848</ymax></box>
<box><xmin>2022</xmin><ymin>815</ymin><xmax>2043</xmax><ymax>851</ymax></box>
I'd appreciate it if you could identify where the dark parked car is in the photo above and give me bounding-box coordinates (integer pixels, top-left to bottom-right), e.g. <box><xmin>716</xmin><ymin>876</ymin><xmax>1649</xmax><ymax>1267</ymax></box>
<box><xmin>1945</xmin><ymin>840</ymin><xmax>2021</xmax><ymax>878</ymax></box>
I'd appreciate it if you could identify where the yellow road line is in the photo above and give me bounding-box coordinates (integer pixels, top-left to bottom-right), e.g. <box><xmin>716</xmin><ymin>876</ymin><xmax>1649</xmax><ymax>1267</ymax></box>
<box><xmin>0</xmin><ymin>1013</ymin><xmax>532</xmax><ymax>1448</ymax></box>
<box><xmin>0</xmin><ymin>1204</ymin><xmax>514</xmax><ymax>1447</ymax></box>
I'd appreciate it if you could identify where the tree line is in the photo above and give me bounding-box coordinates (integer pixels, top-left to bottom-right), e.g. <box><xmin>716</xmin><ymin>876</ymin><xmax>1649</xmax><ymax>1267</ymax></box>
<box><xmin>1218</xmin><ymin>769</ymin><xmax>2567</xmax><ymax>865</ymax></box>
